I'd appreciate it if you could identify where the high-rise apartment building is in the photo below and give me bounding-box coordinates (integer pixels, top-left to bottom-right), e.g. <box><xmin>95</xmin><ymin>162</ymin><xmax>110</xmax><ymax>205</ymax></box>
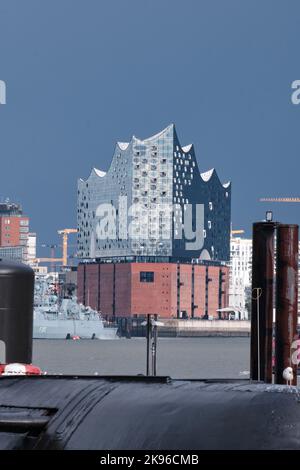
<box><xmin>0</xmin><ymin>202</ymin><xmax>29</xmax><ymax>262</ymax></box>
<box><xmin>27</xmin><ymin>232</ymin><xmax>37</xmax><ymax>265</ymax></box>
<box><xmin>229</xmin><ymin>236</ymin><xmax>252</xmax><ymax>319</ymax></box>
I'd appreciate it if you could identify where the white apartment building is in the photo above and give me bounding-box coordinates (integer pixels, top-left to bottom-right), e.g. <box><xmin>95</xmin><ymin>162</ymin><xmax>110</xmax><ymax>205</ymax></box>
<box><xmin>229</xmin><ymin>237</ymin><xmax>252</xmax><ymax>319</ymax></box>
<box><xmin>26</xmin><ymin>232</ymin><xmax>37</xmax><ymax>266</ymax></box>
<box><xmin>230</xmin><ymin>236</ymin><xmax>300</xmax><ymax>321</ymax></box>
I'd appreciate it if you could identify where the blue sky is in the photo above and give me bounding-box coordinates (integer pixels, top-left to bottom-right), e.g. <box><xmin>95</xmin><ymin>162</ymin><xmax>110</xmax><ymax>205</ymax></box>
<box><xmin>0</xmin><ymin>0</ymin><xmax>299</xmax><ymax>252</ymax></box>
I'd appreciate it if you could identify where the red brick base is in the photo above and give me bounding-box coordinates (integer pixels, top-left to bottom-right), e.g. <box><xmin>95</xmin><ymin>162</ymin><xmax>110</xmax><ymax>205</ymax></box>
<box><xmin>77</xmin><ymin>262</ymin><xmax>229</xmax><ymax>319</ymax></box>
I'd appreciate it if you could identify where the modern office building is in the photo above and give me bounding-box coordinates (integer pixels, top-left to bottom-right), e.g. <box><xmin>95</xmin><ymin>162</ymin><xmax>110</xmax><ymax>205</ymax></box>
<box><xmin>26</xmin><ymin>232</ymin><xmax>37</xmax><ymax>266</ymax></box>
<box><xmin>0</xmin><ymin>245</ymin><xmax>24</xmax><ymax>263</ymax></box>
<box><xmin>78</xmin><ymin>124</ymin><xmax>231</xmax><ymax>262</ymax></box>
<box><xmin>229</xmin><ymin>236</ymin><xmax>300</xmax><ymax>320</ymax></box>
<box><xmin>0</xmin><ymin>202</ymin><xmax>29</xmax><ymax>262</ymax></box>
<box><xmin>229</xmin><ymin>236</ymin><xmax>252</xmax><ymax>319</ymax></box>
<box><xmin>77</xmin><ymin>125</ymin><xmax>231</xmax><ymax>319</ymax></box>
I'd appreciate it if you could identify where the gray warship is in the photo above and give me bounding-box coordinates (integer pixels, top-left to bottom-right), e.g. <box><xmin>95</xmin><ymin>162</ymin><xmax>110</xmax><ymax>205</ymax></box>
<box><xmin>33</xmin><ymin>276</ymin><xmax>117</xmax><ymax>340</ymax></box>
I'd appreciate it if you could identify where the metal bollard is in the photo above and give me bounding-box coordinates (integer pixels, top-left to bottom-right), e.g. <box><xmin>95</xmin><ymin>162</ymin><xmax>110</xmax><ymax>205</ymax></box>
<box><xmin>0</xmin><ymin>259</ymin><xmax>34</xmax><ymax>364</ymax></box>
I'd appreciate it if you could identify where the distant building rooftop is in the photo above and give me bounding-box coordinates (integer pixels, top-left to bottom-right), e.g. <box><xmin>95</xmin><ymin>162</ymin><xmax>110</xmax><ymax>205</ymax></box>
<box><xmin>0</xmin><ymin>202</ymin><xmax>23</xmax><ymax>216</ymax></box>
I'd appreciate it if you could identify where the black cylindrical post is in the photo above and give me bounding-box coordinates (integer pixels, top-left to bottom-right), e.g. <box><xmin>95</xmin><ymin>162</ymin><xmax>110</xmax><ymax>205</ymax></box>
<box><xmin>0</xmin><ymin>260</ymin><xmax>34</xmax><ymax>364</ymax></box>
<box><xmin>251</xmin><ymin>222</ymin><xmax>276</xmax><ymax>382</ymax></box>
<box><xmin>146</xmin><ymin>315</ymin><xmax>151</xmax><ymax>376</ymax></box>
<box><xmin>275</xmin><ymin>224</ymin><xmax>298</xmax><ymax>385</ymax></box>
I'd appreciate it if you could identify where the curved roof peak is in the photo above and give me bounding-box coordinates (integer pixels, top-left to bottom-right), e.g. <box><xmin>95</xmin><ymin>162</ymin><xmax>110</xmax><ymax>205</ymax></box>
<box><xmin>93</xmin><ymin>168</ymin><xmax>106</xmax><ymax>178</ymax></box>
<box><xmin>79</xmin><ymin>167</ymin><xmax>107</xmax><ymax>183</ymax></box>
<box><xmin>132</xmin><ymin>123</ymin><xmax>175</xmax><ymax>143</ymax></box>
<box><xmin>182</xmin><ymin>144</ymin><xmax>193</xmax><ymax>153</ymax></box>
<box><xmin>144</xmin><ymin>123</ymin><xmax>174</xmax><ymax>141</ymax></box>
<box><xmin>223</xmin><ymin>181</ymin><xmax>231</xmax><ymax>189</ymax></box>
<box><xmin>117</xmin><ymin>142</ymin><xmax>130</xmax><ymax>151</ymax></box>
<box><xmin>200</xmin><ymin>168</ymin><xmax>215</xmax><ymax>182</ymax></box>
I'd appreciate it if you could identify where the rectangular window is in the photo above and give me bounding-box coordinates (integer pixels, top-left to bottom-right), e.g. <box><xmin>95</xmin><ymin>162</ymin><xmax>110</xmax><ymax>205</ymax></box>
<box><xmin>140</xmin><ymin>271</ymin><xmax>154</xmax><ymax>283</ymax></box>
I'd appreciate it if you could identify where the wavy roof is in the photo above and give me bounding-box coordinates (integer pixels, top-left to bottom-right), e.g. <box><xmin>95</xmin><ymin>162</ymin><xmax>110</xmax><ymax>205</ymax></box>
<box><xmin>93</xmin><ymin>168</ymin><xmax>106</xmax><ymax>177</ymax></box>
<box><xmin>136</xmin><ymin>123</ymin><xmax>175</xmax><ymax>142</ymax></box>
<box><xmin>200</xmin><ymin>168</ymin><xmax>215</xmax><ymax>182</ymax></box>
<box><xmin>117</xmin><ymin>142</ymin><xmax>129</xmax><ymax>150</ymax></box>
<box><xmin>79</xmin><ymin>124</ymin><xmax>231</xmax><ymax>189</ymax></box>
<box><xmin>182</xmin><ymin>144</ymin><xmax>193</xmax><ymax>152</ymax></box>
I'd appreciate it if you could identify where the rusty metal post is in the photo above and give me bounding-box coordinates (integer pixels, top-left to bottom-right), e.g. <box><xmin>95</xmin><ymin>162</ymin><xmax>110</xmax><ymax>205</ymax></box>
<box><xmin>251</xmin><ymin>222</ymin><xmax>276</xmax><ymax>382</ymax></box>
<box><xmin>152</xmin><ymin>314</ymin><xmax>158</xmax><ymax>376</ymax></box>
<box><xmin>275</xmin><ymin>224</ymin><xmax>298</xmax><ymax>385</ymax></box>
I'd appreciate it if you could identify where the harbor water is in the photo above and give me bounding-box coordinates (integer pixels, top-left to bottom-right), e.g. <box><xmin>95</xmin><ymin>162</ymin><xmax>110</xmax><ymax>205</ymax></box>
<box><xmin>32</xmin><ymin>337</ymin><xmax>250</xmax><ymax>378</ymax></box>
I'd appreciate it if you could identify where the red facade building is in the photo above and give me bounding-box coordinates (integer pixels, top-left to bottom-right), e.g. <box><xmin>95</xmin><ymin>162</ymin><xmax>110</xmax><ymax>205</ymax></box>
<box><xmin>77</xmin><ymin>262</ymin><xmax>229</xmax><ymax>319</ymax></box>
<box><xmin>0</xmin><ymin>203</ymin><xmax>29</xmax><ymax>261</ymax></box>
<box><xmin>0</xmin><ymin>215</ymin><xmax>29</xmax><ymax>247</ymax></box>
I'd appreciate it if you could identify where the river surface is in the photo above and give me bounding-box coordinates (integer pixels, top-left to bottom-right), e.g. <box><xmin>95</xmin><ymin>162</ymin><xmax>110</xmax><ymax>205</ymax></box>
<box><xmin>32</xmin><ymin>337</ymin><xmax>250</xmax><ymax>378</ymax></box>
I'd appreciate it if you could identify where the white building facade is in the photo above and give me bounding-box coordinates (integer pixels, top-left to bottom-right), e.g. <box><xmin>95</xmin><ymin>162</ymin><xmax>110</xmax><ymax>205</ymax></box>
<box><xmin>229</xmin><ymin>237</ymin><xmax>252</xmax><ymax>319</ymax></box>
<box><xmin>26</xmin><ymin>232</ymin><xmax>37</xmax><ymax>266</ymax></box>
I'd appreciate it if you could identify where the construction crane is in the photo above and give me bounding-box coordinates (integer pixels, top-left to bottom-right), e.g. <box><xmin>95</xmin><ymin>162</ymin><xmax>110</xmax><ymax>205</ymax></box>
<box><xmin>41</xmin><ymin>244</ymin><xmax>58</xmax><ymax>272</ymax></box>
<box><xmin>33</xmin><ymin>258</ymin><xmax>63</xmax><ymax>263</ymax></box>
<box><xmin>231</xmin><ymin>230</ymin><xmax>245</xmax><ymax>236</ymax></box>
<box><xmin>260</xmin><ymin>198</ymin><xmax>300</xmax><ymax>203</ymax></box>
<box><xmin>57</xmin><ymin>229</ymin><xmax>78</xmax><ymax>267</ymax></box>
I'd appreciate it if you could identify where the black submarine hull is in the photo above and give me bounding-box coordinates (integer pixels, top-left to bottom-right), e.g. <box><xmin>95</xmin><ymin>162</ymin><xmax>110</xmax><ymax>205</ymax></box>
<box><xmin>0</xmin><ymin>375</ymin><xmax>299</xmax><ymax>450</ymax></box>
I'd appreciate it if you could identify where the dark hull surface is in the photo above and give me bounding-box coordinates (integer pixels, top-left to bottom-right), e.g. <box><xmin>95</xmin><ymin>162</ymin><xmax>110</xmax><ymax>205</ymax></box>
<box><xmin>0</xmin><ymin>376</ymin><xmax>299</xmax><ymax>450</ymax></box>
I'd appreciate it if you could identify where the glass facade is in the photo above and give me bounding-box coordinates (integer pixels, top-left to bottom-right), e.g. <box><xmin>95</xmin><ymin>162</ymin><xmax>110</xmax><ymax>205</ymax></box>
<box><xmin>77</xmin><ymin>124</ymin><xmax>231</xmax><ymax>262</ymax></box>
<box><xmin>0</xmin><ymin>245</ymin><xmax>24</xmax><ymax>262</ymax></box>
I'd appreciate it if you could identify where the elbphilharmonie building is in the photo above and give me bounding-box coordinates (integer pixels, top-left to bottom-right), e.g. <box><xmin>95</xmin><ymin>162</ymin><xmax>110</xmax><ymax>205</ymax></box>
<box><xmin>77</xmin><ymin>124</ymin><xmax>231</xmax><ymax>262</ymax></box>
